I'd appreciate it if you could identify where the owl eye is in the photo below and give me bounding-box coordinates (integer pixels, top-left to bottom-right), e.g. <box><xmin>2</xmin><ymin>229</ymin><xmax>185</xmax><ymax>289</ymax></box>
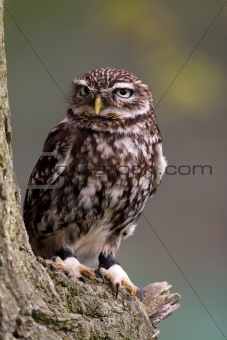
<box><xmin>114</xmin><ymin>88</ymin><xmax>133</xmax><ymax>98</ymax></box>
<box><xmin>79</xmin><ymin>86</ymin><xmax>90</xmax><ymax>96</ymax></box>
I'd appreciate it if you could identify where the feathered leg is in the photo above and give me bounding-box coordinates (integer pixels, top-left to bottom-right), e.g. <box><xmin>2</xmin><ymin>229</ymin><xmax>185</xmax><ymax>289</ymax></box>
<box><xmin>52</xmin><ymin>248</ymin><xmax>96</xmax><ymax>282</ymax></box>
<box><xmin>98</xmin><ymin>252</ymin><xmax>139</xmax><ymax>297</ymax></box>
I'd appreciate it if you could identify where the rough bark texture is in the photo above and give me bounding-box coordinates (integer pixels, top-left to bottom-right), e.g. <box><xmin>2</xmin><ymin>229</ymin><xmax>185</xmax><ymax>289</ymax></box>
<box><xmin>0</xmin><ymin>2</ymin><xmax>180</xmax><ymax>339</ymax></box>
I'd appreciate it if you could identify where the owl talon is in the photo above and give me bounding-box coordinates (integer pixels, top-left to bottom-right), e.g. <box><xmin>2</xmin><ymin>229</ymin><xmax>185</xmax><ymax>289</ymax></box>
<box><xmin>115</xmin><ymin>282</ymin><xmax>120</xmax><ymax>299</ymax></box>
<box><xmin>79</xmin><ymin>276</ymin><xmax>87</xmax><ymax>283</ymax></box>
<box><xmin>94</xmin><ymin>268</ymin><xmax>105</xmax><ymax>283</ymax></box>
<box><xmin>50</xmin><ymin>255</ymin><xmax>58</xmax><ymax>262</ymax></box>
<box><xmin>100</xmin><ymin>264</ymin><xmax>139</xmax><ymax>297</ymax></box>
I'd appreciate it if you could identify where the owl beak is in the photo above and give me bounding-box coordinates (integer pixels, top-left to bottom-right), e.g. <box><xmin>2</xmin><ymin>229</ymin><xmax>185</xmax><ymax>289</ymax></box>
<box><xmin>94</xmin><ymin>96</ymin><xmax>104</xmax><ymax>114</ymax></box>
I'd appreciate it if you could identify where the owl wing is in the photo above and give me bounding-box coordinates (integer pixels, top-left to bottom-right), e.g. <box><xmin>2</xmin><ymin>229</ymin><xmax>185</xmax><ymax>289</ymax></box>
<box><xmin>23</xmin><ymin>121</ymin><xmax>71</xmax><ymax>216</ymax></box>
<box><xmin>150</xmin><ymin>142</ymin><xmax>167</xmax><ymax>195</ymax></box>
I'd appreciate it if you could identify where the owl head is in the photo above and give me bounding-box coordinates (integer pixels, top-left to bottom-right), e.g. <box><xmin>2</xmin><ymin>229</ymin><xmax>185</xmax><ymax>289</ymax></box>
<box><xmin>68</xmin><ymin>68</ymin><xmax>153</xmax><ymax>121</ymax></box>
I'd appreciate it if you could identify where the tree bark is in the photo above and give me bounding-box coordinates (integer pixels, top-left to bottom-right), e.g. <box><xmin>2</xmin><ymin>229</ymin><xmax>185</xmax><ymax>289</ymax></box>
<box><xmin>0</xmin><ymin>2</ymin><xmax>180</xmax><ymax>339</ymax></box>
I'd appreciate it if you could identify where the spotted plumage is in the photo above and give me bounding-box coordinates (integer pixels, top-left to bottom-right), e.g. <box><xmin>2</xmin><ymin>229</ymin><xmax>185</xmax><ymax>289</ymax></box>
<box><xmin>23</xmin><ymin>67</ymin><xmax>167</xmax><ymax>296</ymax></box>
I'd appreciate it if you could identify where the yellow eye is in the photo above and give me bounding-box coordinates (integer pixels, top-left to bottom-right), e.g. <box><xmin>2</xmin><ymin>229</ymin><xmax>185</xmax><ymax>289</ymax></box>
<box><xmin>114</xmin><ymin>88</ymin><xmax>133</xmax><ymax>98</ymax></box>
<box><xmin>79</xmin><ymin>86</ymin><xmax>90</xmax><ymax>96</ymax></box>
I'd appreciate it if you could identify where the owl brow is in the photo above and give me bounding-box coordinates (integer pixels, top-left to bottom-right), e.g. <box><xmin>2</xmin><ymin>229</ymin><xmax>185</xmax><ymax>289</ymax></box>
<box><xmin>111</xmin><ymin>83</ymin><xmax>135</xmax><ymax>90</ymax></box>
<box><xmin>74</xmin><ymin>79</ymin><xmax>89</xmax><ymax>86</ymax></box>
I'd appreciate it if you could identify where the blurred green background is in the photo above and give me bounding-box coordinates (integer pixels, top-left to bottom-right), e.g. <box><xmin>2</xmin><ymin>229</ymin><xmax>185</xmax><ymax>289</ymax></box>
<box><xmin>4</xmin><ymin>1</ymin><xmax>227</xmax><ymax>339</ymax></box>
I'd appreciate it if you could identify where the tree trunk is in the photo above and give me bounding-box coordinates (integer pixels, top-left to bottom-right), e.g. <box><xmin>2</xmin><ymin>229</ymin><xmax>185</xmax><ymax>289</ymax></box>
<box><xmin>0</xmin><ymin>2</ymin><xmax>180</xmax><ymax>339</ymax></box>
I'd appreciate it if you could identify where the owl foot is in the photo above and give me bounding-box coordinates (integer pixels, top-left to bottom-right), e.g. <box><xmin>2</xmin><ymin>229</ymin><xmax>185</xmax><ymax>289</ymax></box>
<box><xmin>100</xmin><ymin>264</ymin><xmax>139</xmax><ymax>298</ymax></box>
<box><xmin>53</xmin><ymin>256</ymin><xmax>96</xmax><ymax>281</ymax></box>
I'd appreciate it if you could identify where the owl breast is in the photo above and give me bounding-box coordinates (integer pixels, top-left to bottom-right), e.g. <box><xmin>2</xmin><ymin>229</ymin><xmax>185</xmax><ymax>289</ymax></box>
<box><xmin>34</xmin><ymin>127</ymin><xmax>161</xmax><ymax>261</ymax></box>
<box><xmin>60</xmin><ymin>130</ymin><xmax>154</xmax><ymax>220</ymax></box>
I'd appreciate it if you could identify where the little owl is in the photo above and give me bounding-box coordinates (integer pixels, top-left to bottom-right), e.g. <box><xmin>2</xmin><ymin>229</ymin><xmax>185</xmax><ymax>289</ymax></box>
<box><xmin>23</xmin><ymin>67</ymin><xmax>167</xmax><ymax>297</ymax></box>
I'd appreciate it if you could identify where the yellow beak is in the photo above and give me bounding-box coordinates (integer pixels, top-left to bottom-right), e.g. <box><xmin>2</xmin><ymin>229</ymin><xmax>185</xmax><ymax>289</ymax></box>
<box><xmin>94</xmin><ymin>96</ymin><xmax>104</xmax><ymax>114</ymax></box>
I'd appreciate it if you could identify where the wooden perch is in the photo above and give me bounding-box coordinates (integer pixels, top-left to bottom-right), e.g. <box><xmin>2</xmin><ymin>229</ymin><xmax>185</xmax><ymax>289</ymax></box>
<box><xmin>0</xmin><ymin>2</ymin><xmax>180</xmax><ymax>339</ymax></box>
<box><xmin>0</xmin><ymin>251</ymin><xmax>180</xmax><ymax>339</ymax></box>
<box><xmin>142</xmin><ymin>282</ymin><xmax>181</xmax><ymax>339</ymax></box>
<box><xmin>28</xmin><ymin>258</ymin><xmax>181</xmax><ymax>340</ymax></box>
